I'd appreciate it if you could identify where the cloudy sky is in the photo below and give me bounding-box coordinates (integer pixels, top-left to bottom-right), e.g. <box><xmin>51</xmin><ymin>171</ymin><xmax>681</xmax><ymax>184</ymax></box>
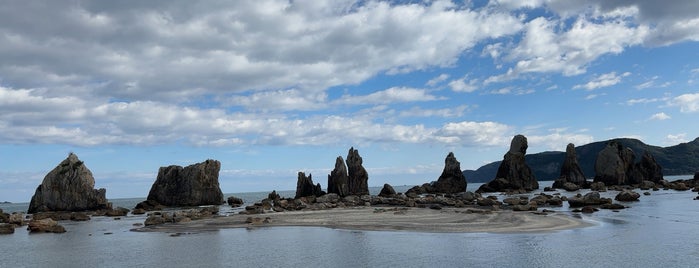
<box><xmin>1</xmin><ymin>0</ymin><xmax>699</xmax><ymax>202</ymax></box>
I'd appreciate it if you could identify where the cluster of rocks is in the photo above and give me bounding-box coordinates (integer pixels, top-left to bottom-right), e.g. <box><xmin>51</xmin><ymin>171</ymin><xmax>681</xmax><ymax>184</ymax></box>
<box><xmin>144</xmin><ymin>206</ymin><xmax>219</xmax><ymax>226</ymax></box>
<box><xmin>405</xmin><ymin>152</ymin><xmax>468</xmax><ymax>196</ymax></box>
<box><xmin>593</xmin><ymin>141</ymin><xmax>663</xmax><ymax>186</ymax></box>
<box><xmin>295</xmin><ymin>147</ymin><xmax>371</xmax><ymax>199</ymax></box>
<box><xmin>0</xmin><ymin>209</ymin><xmax>26</xmax><ymax>235</ymax></box>
<box><xmin>478</xmin><ymin>135</ymin><xmax>539</xmax><ymax>193</ymax></box>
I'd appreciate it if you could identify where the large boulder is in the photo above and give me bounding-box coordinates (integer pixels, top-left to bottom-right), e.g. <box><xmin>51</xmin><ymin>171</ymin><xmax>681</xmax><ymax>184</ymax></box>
<box><xmin>0</xmin><ymin>223</ymin><xmax>14</xmax><ymax>235</ymax></box>
<box><xmin>346</xmin><ymin>147</ymin><xmax>369</xmax><ymax>196</ymax></box>
<box><xmin>615</xmin><ymin>190</ymin><xmax>641</xmax><ymax>202</ymax></box>
<box><xmin>327</xmin><ymin>156</ymin><xmax>350</xmax><ymax>197</ymax></box>
<box><xmin>568</xmin><ymin>191</ymin><xmax>612</xmax><ymax>207</ymax></box>
<box><xmin>379</xmin><ymin>183</ymin><xmax>397</xmax><ymax>197</ymax></box>
<box><xmin>295</xmin><ymin>172</ymin><xmax>324</xmax><ymax>198</ymax></box>
<box><xmin>433</xmin><ymin>152</ymin><xmax>467</xmax><ymax>193</ymax></box>
<box><xmin>145</xmin><ymin>159</ymin><xmax>224</xmax><ymax>207</ymax></box>
<box><xmin>477</xmin><ymin>135</ymin><xmax>538</xmax><ymax>193</ymax></box>
<box><xmin>557</xmin><ymin>143</ymin><xmax>587</xmax><ymax>186</ymax></box>
<box><xmin>28</xmin><ymin>153</ymin><xmax>110</xmax><ymax>214</ymax></box>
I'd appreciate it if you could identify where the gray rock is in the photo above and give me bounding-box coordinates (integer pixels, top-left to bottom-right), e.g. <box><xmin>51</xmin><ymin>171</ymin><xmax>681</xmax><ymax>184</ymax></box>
<box><xmin>346</xmin><ymin>147</ymin><xmax>369</xmax><ymax>196</ymax></box>
<box><xmin>327</xmin><ymin>156</ymin><xmax>350</xmax><ymax>197</ymax></box>
<box><xmin>629</xmin><ymin>151</ymin><xmax>664</xmax><ymax>184</ymax></box>
<box><xmin>433</xmin><ymin>152</ymin><xmax>467</xmax><ymax>193</ymax></box>
<box><xmin>295</xmin><ymin>172</ymin><xmax>324</xmax><ymax>198</ymax></box>
<box><xmin>28</xmin><ymin>153</ymin><xmax>110</xmax><ymax>213</ymax></box>
<box><xmin>27</xmin><ymin>218</ymin><xmax>66</xmax><ymax>233</ymax></box>
<box><xmin>561</xmin><ymin>182</ymin><xmax>580</xmax><ymax>192</ymax></box>
<box><xmin>568</xmin><ymin>191</ymin><xmax>612</xmax><ymax>207</ymax></box>
<box><xmin>146</xmin><ymin>159</ymin><xmax>224</xmax><ymax>206</ymax></box>
<box><xmin>478</xmin><ymin>135</ymin><xmax>538</xmax><ymax>193</ymax></box>
<box><xmin>379</xmin><ymin>184</ymin><xmax>397</xmax><ymax>197</ymax></box>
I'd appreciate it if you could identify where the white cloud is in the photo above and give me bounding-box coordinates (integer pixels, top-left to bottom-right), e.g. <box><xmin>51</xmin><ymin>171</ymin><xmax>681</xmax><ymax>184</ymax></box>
<box><xmin>671</xmin><ymin>92</ymin><xmax>699</xmax><ymax>112</ymax></box>
<box><xmin>527</xmin><ymin>131</ymin><xmax>595</xmax><ymax>151</ymax></box>
<box><xmin>336</xmin><ymin>87</ymin><xmax>442</xmax><ymax>106</ymax></box>
<box><xmin>665</xmin><ymin>133</ymin><xmax>688</xmax><ymax>145</ymax></box>
<box><xmin>225</xmin><ymin>89</ymin><xmax>328</xmax><ymax>111</ymax></box>
<box><xmin>573</xmin><ymin>72</ymin><xmax>631</xmax><ymax>90</ymax></box>
<box><xmin>448</xmin><ymin>77</ymin><xmax>479</xmax><ymax>93</ymax></box>
<box><xmin>426</xmin><ymin>74</ymin><xmax>450</xmax><ymax>87</ymax></box>
<box><xmin>626</xmin><ymin>97</ymin><xmax>668</xmax><ymax>105</ymax></box>
<box><xmin>648</xmin><ymin>112</ymin><xmax>671</xmax><ymax>121</ymax></box>
<box><xmin>399</xmin><ymin>105</ymin><xmax>470</xmax><ymax>118</ymax></box>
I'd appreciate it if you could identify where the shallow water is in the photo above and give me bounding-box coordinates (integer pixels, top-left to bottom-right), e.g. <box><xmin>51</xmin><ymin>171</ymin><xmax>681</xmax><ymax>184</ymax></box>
<box><xmin>2</xmin><ymin>180</ymin><xmax>699</xmax><ymax>267</ymax></box>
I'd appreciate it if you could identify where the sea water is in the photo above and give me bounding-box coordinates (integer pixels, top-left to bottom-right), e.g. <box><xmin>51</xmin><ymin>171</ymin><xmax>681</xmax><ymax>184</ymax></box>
<box><xmin>2</xmin><ymin>179</ymin><xmax>699</xmax><ymax>267</ymax></box>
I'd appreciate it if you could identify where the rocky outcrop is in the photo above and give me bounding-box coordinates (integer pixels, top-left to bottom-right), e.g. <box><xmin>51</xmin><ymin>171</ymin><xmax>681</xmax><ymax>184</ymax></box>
<box><xmin>553</xmin><ymin>143</ymin><xmax>587</xmax><ymax>188</ymax></box>
<box><xmin>28</xmin><ymin>153</ymin><xmax>110</xmax><ymax>214</ymax></box>
<box><xmin>433</xmin><ymin>152</ymin><xmax>467</xmax><ymax>193</ymax></box>
<box><xmin>593</xmin><ymin>141</ymin><xmax>664</xmax><ymax>186</ymax></box>
<box><xmin>477</xmin><ymin>135</ymin><xmax>538</xmax><ymax>193</ymax></box>
<box><xmin>295</xmin><ymin>172</ymin><xmax>324</xmax><ymax>198</ymax></box>
<box><xmin>346</xmin><ymin>147</ymin><xmax>369</xmax><ymax>195</ymax></box>
<box><xmin>327</xmin><ymin>156</ymin><xmax>350</xmax><ymax>197</ymax></box>
<box><xmin>145</xmin><ymin>159</ymin><xmax>224</xmax><ymax>207</ymax></box>
<box><xmin>379</xmin><ymin>184</ymin><xmax>396</xmax><ymax>197</ymax></box>
<box><xmin>0</xmin><ymin>223</ymin><xmax>14</xmax><ymax>234</ymax></box>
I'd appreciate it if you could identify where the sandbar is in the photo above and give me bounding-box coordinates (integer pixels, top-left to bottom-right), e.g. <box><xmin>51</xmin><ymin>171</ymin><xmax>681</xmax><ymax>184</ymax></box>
<box><xmin>135</xmin><ymin>207</ymin><xmax>592</xmax><ymax>234</ymax></box>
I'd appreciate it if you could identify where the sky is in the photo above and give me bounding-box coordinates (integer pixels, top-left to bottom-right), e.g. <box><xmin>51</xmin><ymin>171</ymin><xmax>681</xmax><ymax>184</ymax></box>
<box><xmin>1</xmin><ymin>0</ymin><xmax>699</xmax><ymax>202</ymax></box>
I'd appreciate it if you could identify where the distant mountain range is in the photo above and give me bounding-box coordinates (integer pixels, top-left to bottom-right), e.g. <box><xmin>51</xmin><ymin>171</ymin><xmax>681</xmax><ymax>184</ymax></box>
<box><xmin>463</xmin><ymin>137</ymin><xmax>699</xmax><ymax>183</ymax></box>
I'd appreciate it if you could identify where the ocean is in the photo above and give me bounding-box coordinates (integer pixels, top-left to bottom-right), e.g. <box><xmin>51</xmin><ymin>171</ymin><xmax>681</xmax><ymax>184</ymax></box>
<box><xmin>1</xmin><ymin>178</ymin><xmax>699</xmax><ymax>267</ymax></box>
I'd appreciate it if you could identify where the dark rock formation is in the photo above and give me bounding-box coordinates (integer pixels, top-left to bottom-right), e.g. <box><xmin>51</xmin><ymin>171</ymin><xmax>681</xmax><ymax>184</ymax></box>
<box><xmin>295</xmin><ymin>172</ymin><xmax>324</xmax><ymax>198</ymax></box>
<box><xmin>629</xmin><ymin>151</ymin><xmax>664</xmax><ymax>184</ymax></box>
<box><xmin>694</xmin><ymin>172</ymin><xmax>699</xmax><ymax>180</ymax></box>
<box><xmin>477</xmin><ymin>135</ymin><xmax>538</xmax><ymax>193</ymax></box>
<box><xmin>594</xmin><ymin>141</ymin><xmax>664</xmax><ymax>186</ymax></box>
<box><xmin>327</xmin><ymin>156</ymin><xmax>350</xmax><ymax>197</ymax></box>
<box><xmin>379</xmin><ymin>184</ymin><xmax>397</xmax><ymax>197</ymax></box>
<box><xmin>146</xmin><ymin>159</ymin><xmax>224</xmax><ymax>207</ymax></box>
<box><xmin>433</xmin><ymin>152</ymin><xmax>467</xmax><ymax>193</ymax></box>
<box><xmin>135</xmin><ymin>200</ymin><xmax>164</xmax><ymax>211</ymax></box>
<box><xmin>553</xmin><ymin>143</ymin><xmax>587</xmax><ymax>188</ymax></box>
<box><xmin>346</xmin><ymin>147</ymin><xmax>369</xmax><ymax>195</ymax></box>
<box><xmin>28</xmin><ymin>153</ymin><xmax>110</xmax><ymax>214</ymax></box>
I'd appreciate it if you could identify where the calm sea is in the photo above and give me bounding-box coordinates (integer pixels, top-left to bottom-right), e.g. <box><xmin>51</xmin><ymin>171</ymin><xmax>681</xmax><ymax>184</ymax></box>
<box><xmin>2</xmin><ymin>178</ymin><xmax>699</xmax><ymax>267</ymax></box>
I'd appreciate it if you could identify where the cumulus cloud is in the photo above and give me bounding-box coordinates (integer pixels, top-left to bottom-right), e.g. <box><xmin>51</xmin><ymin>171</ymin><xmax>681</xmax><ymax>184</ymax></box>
<box><xmin>399</xmin><ymin>105</ymin><xmax>470</xmax><ymax>118</ymax></box>
<box><xmin>665</xmin><ymin>133</ymin><xmax>688</xmax><ymax>145</ymax></box>
<box><xmin>670</xmin><ymin>92</ymin><xmax>699</xmax><ymax>112</ymax></box>
<box><xmin>448</xmin><ymin>77</ymin><xmax>479</xmax><ymax>93</ymax></box>
<box><xmin>0</xmin><ymin>0</ymin><xmax>523</xmax><ymax>102</ymax></box>
<box><xmin>648</xmin><ymin>112</ymin><xmax>671</xmax><ymax>121</ymax></box>
<box><xmin>335</xmin><ymin>87</ymin><xmax>443</xmax><ymax>106</ymax></box>
<box><xmin>573</xmin><ymin>72</ymin><xmax>631</xmax><ymax>90</ymax></box>
<box><xmin>426</xmin><ymin>74</ymin><xmax>450</xmax><ymax>87</ymax></box>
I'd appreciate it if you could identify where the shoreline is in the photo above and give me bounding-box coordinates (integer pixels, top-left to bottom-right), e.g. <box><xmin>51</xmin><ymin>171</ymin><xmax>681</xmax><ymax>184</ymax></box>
<box><xmin>134</xmin><ymin>207</ymin><xmax>593</xmax><ymax>234</ymax></box>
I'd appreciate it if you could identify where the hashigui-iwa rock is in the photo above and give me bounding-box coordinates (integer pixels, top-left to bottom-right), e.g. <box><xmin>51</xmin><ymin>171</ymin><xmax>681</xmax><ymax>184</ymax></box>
<box><xmin>295</xmin><ymin>172</ymin><xmax>324</xmax><ymax>198</ymax></box>
<box><xmin>28</xmin><ymin>153</ymin><xmax>110</xmax><ymax>214</ymax></box>
<box><xmin>145</xmin><ymin>159</ymin><xmax>225</xmax><ymax>207</ymax></box>
<box><xmin>433</xmin><ymin>152</ymin><xmax>467</xmax><ymax>193</ymax></box>
<box><xmin>553</xmin><ymin>143</ymin><xmax>587</xmax><ymax>189</ymax></box>
<box><xmin>477</xmin><ymin>135</ymin><xmax>539</xmax><ymax>193</ymax></box>
<box><xmin>346</xmin><ymin>147</ymin><xmax>369</xmax><ymax>196</ymax></box>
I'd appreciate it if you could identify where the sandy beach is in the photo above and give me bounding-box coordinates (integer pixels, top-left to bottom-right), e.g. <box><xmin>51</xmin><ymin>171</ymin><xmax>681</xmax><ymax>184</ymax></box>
<box><xmin>135</xmin><ymin>207</ymin><xmax>592</xmax><ymax>234</ymax></box>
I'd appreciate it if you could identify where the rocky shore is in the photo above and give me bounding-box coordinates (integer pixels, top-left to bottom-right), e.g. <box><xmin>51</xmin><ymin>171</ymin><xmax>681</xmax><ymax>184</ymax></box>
<box><xmin>3</xmin><ymin>136</ymin><xmax>699</xmax><ymax>236</ymax></box>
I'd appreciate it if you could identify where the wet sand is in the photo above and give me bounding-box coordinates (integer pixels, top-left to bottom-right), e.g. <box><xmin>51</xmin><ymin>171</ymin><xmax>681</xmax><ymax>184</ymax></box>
<box><xmin>136</xmin><ymin>207</ymin><xmax>592</xmax><ymax>234</ymax></box>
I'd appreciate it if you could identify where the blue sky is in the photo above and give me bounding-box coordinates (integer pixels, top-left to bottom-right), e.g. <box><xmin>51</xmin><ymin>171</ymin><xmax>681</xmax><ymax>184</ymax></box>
<box><xmin>1</xmin><ymin>0</ymin><xmax>699</xmax><ymax>202</ymax></box>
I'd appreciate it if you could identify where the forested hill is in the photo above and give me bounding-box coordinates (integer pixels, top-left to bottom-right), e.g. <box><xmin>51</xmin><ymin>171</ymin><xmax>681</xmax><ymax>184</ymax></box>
<box><xmin>463</xmin><ymin>137</ymin><xmax>699</xmax><ymax>183</ymax></box>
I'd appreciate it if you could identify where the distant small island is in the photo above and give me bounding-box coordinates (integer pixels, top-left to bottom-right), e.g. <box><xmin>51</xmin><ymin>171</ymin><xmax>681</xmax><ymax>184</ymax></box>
<box><xmin>1</xmin><ymin>202</ymin><xmax>11</xmax><ymax>204</ymax></box>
